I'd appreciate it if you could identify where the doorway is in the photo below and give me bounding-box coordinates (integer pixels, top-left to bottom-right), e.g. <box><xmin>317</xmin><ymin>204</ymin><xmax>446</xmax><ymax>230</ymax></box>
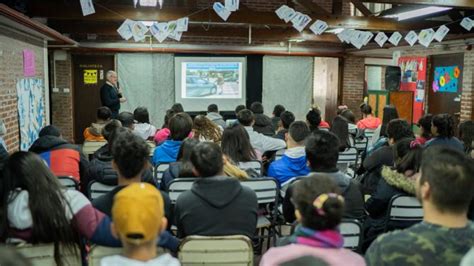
<box><xmin>72</xmin><ymin>55</ymin><xmax>115</xmax><ymax>144</ymax></box>
<box><xmin>313</xmin><ymin>57</ymin><xmax>340</xmax><ymax>125</ymax></box>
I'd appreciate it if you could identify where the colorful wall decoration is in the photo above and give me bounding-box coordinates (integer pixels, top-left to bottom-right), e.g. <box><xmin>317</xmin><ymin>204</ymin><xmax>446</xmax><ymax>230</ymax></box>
<box><xmin>398</xmin><ymin>56</ymin><xmax>427</xmax><ymax>123</ymax></box>
<box><xmin>432</xmin><ymin>66</ymin><xmax>461</xmax><ymax>93</ymax></box>
<box><xmin>16</xmin><ymin>78</ymin><xmax>45</xmax><ymax>151</ymax></box>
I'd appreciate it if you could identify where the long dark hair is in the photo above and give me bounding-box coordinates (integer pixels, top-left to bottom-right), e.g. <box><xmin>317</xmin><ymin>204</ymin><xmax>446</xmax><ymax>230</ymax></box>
<box><xmin>331</xmin><ymin>116</ymin><xmax>350</xmax><ymax>151</ymax></box>
<box><xmin>306</xmin><ymin>108</ymin><xmax>322</xmax><ymax>132</ymax></box>
<box><xmin>432</xmin><ymin>113</ymin><xmax>455</xmax><ymax>138</ymax></box>
<box><xmin>394</xmin><ymin>138</ymin><xmax>422</xmax><ymax>174</ymax></box>
<box><xmin>0</xmin><ymin>152</ymin><xmax>80</xmax><ymax>265</ymax></box>
<box><xmin>221</xmin><ymin>124</ymin><xmax>256</xmax><ymax>162</ymax></box>
<box><xmin>177</xmin><ymin>139</ymin><xmax>200</xmax><ymax>177</ymax></box>
<box><xmin>459</xmin><ymin>121</ymin><xmax>474</xmax><ymax>153</ymax></box>
<box><xmin>380</xmin><ymin>105</ymin><xmax>399</xmax><ymax>137</ymax></box>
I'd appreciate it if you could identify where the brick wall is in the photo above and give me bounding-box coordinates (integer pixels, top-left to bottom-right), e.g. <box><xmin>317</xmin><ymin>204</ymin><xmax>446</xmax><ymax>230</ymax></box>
<box><xmin>342</xmin><ymin>55</ymin><xmax>365</xmax><ymax>118</ymax></box>
<box><xmin>0</xmin><ymin>29</ymin><xmax>46</xmax><ymax>152</ymax></box>
<box><xmin>51</xmin><ymin>53</ymin><xmax>74</xmax><ymax>142</ymax></box>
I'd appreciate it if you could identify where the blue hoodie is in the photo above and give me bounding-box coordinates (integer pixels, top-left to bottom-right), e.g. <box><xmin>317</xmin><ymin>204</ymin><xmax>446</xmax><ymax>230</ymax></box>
<box><xmin>152</xmin><ymin>140</ymin><xmax>182</xmax><ymax>165</ymax></box>
<box><xmin>267</xmin><ymin>147</ymin><xmax>310</xmax><ymax>186</ymax></box>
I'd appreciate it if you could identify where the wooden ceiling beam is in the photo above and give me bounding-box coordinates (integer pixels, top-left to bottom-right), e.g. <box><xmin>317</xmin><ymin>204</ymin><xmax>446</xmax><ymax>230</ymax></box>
<box><xmin>351</xmin><ymin>0</ymin><xmax>373</xmax><ymax>16</ymax></box>
<box><xmin>362</xmin><ymin>0</ymin><xmax>474</xmax><ymax>9</ymax></box>
<box><xmin>332</xmin><ymin>0</ymin><xmax>343</xmax><ymax>15</ymax></box>
<box><xmin>292</xmin><ymin>0</ymin><xmax>330</xmax><ymax>15</ymax></box>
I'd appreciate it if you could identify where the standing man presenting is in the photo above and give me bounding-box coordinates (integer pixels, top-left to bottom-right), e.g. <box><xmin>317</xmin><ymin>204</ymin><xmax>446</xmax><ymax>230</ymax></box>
<box><xmin>100</xmin><ymin>70</ymin><xmax>126</xmax><ymax>118</ymax></box>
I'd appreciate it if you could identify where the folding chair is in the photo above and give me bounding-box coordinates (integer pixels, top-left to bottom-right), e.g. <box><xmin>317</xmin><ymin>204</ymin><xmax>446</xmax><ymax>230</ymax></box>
<box><xmin>385</xmin><ymin>195</ymin><xmax>423</xmax><ymax>232</ymax></box>
<box><xmin>340</xmin><ymin>219</ymin><xmax>363</xmax><ymax>252</ymax></box>
<box><xmin>179</xmin><ymin>235</ymin><xmax>253</xmax><ymax>266</ymax></box>
<box><xmin>238</xmin><ymin>160</ymin><xmax>263</xmax><ymax>176</ymax></box>
<box><xmin>88</xmin><ymin>245</ymin><xmax>123</xmax><ymax>266</ymax></box>
<box><xmin>15</xmin><ymin>243</ymin><xmax>81</xmax><ymax>266</ymax></box>
<box><xmin>146</xmin><ymin>141</ymin><xmax>156</xmax><ymax>156</ymax></box>
<box><xmin>82</xmin><ymin>141</ymin><xmax>107</xmax><ymax>160</ymax></box>
<box><xmin>241</xmin><ymin>178</ymin><xmax>279</xmax><ymax>249</ymax></box>
<box><xmin>87</xmin><ymin>181</ymin><xmax>116</xmax><ymax>201</ymax></box>
<box><xmin>168</xmin><ymin>178</ymin><xmax>196</xmax><ymax>204</ymax></box>
<box><xmin>337</xmin><ymin>148</ymin><xmax>359</xmax><ymax>177</ymax></box>
<box><xmin>154</xmin><ymin>163</ymin><xmax>171</xmax><ymax>186</ymax></box>
<box><xmin>58</xmin><ymin>176</ymin><xmax>79</xmax><ymax>190</ymax></box>
<box><xmin>364</xmin><ymin>129</ymin><xmax>376</xmax><ymax>141</ymax></box>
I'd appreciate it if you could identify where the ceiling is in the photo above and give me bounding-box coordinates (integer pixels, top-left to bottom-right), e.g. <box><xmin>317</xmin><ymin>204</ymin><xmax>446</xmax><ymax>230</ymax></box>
<box><xmin>3</xmin><ymin>0</ymin><xmax>474</xmax><ymax>53</ymax></box>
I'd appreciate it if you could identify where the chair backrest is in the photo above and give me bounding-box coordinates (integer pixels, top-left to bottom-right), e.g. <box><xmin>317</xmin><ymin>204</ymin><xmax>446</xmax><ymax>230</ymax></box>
<box><xmin>241</xmin><ymin>178</ymin><xmax>278</xmax><ymax>205</ymax></box>
<box><xmin>387</xmin><ymin>195</ymin><xmax>424</xmax><ymax>222</ymax></box>
<box><xmin>226</xmin><ymin>119</ymin><xmax>237</xmax><ymax>127</ymax></box>
<box><xmin>168</xmin><ymin>178</ymin><xmax>195</xmax><ymax>204</ymax></box>
<box><xmin>238</xmin><ymin>161</ymin><xmax>262</xmax><ymax>176</ymax></box>
<box><xmin>340</xmin><ymin>219</ymin><xmax>362</xmax><ymax>251</ymax></box>
<box><xmin>179</xmin><ymin>235</ymin><xmax>253</xmax><ymax>266</ymax></box>
<box><xmin>88</xmin><ymin>245</ymin><xmax>122</xmax><ymax>266</ymax></box>
<box><xmin>364</xmin><ymin>129</ymin><xmax>376</xmax><ymax>139</ymax></box>
<box><xmin>58</xmin><ymin>176</ymin><xmax>79</xmax><ymax>190</ymax></box>
<box><xmin>146</xmin><ymin>141</ymin><xmax>156</xmax><ymax>156</ymax></box>
<box><xmin>338</xmin><ymin>148</ymin><xmax>358</xmax><ymax>164</ymax></box>
<box><xmin>154</xmin><ymin>163</ymin><xmax>171</xmax><ymax>184</ymax></box>
<box><xmin>88</xmin><ymin>181</ymin><xmax>116</xmax><ymax>201</ymax></box>
<box><xmin>15</xmin><ymin>243</ymin><xmax>81</xmax><ymax>266</ymax></box>
<box><xmin>354</xmin><ymin>136</ymin><xmax>368</xmax><ymax>153</ymax></box>
<box><xmin>82</xmin><ymin>141</ymin><xmax>107</xmax><ymax>157</ymax></box>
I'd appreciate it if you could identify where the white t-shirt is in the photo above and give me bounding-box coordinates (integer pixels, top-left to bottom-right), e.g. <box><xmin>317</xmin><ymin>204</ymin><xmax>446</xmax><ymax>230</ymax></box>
<box><xmin>101</xmin><ymin>254</ymin><xmax>180</xmax><ymax>266</ymax></box>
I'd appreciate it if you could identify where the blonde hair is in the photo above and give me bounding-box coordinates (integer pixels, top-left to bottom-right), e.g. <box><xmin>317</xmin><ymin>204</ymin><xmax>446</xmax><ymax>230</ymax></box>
<box><xmin>193</xmin><ymin>115</ymin><xmax>222</xmax><ymax>143</ymax></box>
<box><xmin>223</xmin><ymin>159</ymin><xmax>249</xmax><ymax>181</ymax></box>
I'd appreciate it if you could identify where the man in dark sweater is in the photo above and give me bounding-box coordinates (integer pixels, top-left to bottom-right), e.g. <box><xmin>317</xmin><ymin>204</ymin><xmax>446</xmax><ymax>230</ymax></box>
<box><xmin>100</xmin><ymin>70</ymin><xmax>126</xmax><ymax>118</ymax></box>
<box><xmin>273</xmin><ymin>111</ymin><xmax>295</xmax><ymax>141</ymax></box>
<box><xmin>175</xmin><ymin>142</ymin><xmax>258</xmax><ymax>238</ymax></box>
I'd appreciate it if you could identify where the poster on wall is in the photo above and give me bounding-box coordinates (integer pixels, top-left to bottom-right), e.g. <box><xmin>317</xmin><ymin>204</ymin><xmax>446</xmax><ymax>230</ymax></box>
<box><xmin>432</xmin><ymin>66</ymin><xmax>461</xmax><ymax>93</ymax></box>
<box><xmin>16</xmin><ymin>78</ymin><xmax>45</xmax><ymax>151</ymax></box>
<box><xmin>398</xmin><ymin>56</ymin><xmax>427</xmax><ymax>123</ymax></box>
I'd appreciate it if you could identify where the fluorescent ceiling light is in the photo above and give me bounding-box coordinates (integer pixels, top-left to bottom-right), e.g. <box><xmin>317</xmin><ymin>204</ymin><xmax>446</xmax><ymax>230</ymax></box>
<box><xmin>326</xmin><ymin>28</ymin><xmax>345</xmax><ymax>34</ymax></box>
<box><xmin>384</xmin><ymin>6</ymin><xmax>452</xmax><ymax>21</ymax></box>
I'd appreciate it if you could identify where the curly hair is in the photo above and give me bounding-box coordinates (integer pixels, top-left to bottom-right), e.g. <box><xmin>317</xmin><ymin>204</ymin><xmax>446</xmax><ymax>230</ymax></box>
<box><xmin>193</xmin><ymin>115</ymin><xmax>222</xmax><ymax>143</ymax></box>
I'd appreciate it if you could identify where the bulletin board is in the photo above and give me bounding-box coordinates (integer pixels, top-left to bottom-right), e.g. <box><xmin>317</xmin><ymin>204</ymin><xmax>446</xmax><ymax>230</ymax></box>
<box><xmin>398</xmin><ymin>56</ymin><xmax>426</xmax><ymax>123</ymax></box>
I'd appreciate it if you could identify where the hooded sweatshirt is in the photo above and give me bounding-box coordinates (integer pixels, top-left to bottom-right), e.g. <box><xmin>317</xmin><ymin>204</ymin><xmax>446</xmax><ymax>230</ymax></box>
<box><xmin>253</xmin><ymin>113</ymin><xmax>274</xmax><ymax>136</ymax></box>
<box><xmin>206</xmin><ymin>112</ymin><xmax>227</xmax><ymax>129</ymax></box>
<box><xmin>133</xmin><ymin>123</ymin><xmax>157</xmax><ymax>140</ymax></box>
<box><xmin>83</xmin><ymin>122</ymin><xmax>107</xmax><ymax>141</ymax></box>
<box><xmin>356</xmin><ymin>116</ymin><xmax>381</xmax><ymax>130</ymax></box>
<box><xmin>152</xmin><ymin>140</ymin><xmax>182</xmax><ymax>165</ymax></box>
<box><xmin>175</xmin><ymin>176</ymin><xmax>258</xmax><ymax>238</ymax></box>
<box><xmin>267</xmin><ymin>147</ymin><xmax>310</xmax><ymax>186</ymax></box>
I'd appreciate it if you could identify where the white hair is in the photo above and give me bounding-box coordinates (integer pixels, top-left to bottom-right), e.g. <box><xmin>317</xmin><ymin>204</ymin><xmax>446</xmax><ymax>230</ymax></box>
<box><xmin>106</xmin><ymin>70</ymin><xmax>117</xmax><ymax>80</ymax></box>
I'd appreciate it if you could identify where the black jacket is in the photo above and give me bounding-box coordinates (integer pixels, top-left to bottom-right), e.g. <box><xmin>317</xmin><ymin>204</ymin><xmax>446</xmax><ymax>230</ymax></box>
<box><xmin>0</xmin><ymin>143</ymin><xmax>8</xmax><ymax>171</ymax></box>
<box><xmin>273</xmin><ymin>129</ymin><xmax>287</xmax><ymax>141</ymax></box>
<box><xmin>175</xmin><ymin>176</ymin><xmax>258</xmax><ymax>238</ymax></box>
<box><xmin>253</xmin><ymin>114</ymin><xmax>274</xmax><ymax>136</ymax></box>
<box><xmin>100</xmin><ymin>83</ymin><xmax>121</xmax><ymax>114</ymax></box>
<box><xmin>360</xmin><ymin>145</ymin><xmax>394</xmax><ymax>195</ymax></box>
<box><xmin>271</xmin><ymin>117</ymin><xmax>280</xmax><ymax>132</ymax></box>
<box><xmin>160</xmin><ymin>162</ymin><xmax>181</xmax><ymax>191</ymax></box>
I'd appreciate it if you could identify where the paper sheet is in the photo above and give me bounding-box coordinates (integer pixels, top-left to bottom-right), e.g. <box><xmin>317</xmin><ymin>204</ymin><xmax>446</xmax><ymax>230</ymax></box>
<box><xmin>131</xmin><ymin>21</ymin><xmax>149</xmax><ymax>42</ymax></box>
<box><xmin>292</xmin><ymin>14</ymin><xmax>312</xmax><ymax>32</ymax></box>
<box><xmin>117</xmin><ymin>19</ymin><xmax>135</xmax><ymax>40</ymax></box>
<box><xmin>309</xmin><ymin>20</ymin><xmax>328</xmax><ymax>35</ymax></box>
<box><xmin>80</xmin><ymin>0</ymin><xmax>95</xmax><ymax>16</ymax></box>
<box><xmin>275</xmin><ymin>5</ymin><xmax>289</xmax><ymax>20</ymax></box>
<box><xmin>434</xmin><ymin>25</ymin><xmax>450</xmax><ymax>42</ymax></box>
<box><xmin>282</xmin><ymin>7</ymin><xmax>297</xmax><ymax>23</ymax></box>
<box><xmin>461</xmin><ymin>17</ymin><xmax>473</xmax><ymax>31</ymax></box>
<box><xmin>388</xmin><ymin>32</ymin><xmax>402</xmax><ymax>46</ymax></box>
<box><xmin>362</xmin><ymin>31</ymin><xmax>374</xmax><ymax>46</ymax></box>
<box><xmin>225</xmin><ymin>0</ymin><xmax>239</xmax><ymax>12</ymax></box>
<box><xmin>405</xmin><ymin>31</ymin><xmax>418</xmax><ymax>46</ymax></box>
<box><xmin>418</xmin><ymin>28</ymin><xmax>435</xmax><ymax>48</ymax></box>
<box><xmin>177</xmin><ymin>17</ymin><xmax>189</xmax><ymax>32</ymax></box>
<box><xmin>374</xmin><ymin>32</ymin><xmax>388</xmax><ymax>47</ymax></box>
<box><xmin>23</xmin><ymin>49</ymin><xmax>36</xmax><ymax>77</ymax></box>
<box><xmin>213</xmin><ymin>2</ymin><xmax>231</xmax><ymax>21</ymax></box>
<box><xmin>139</xmin><ymin>0</ymin><xmax>158</xmax><ymax>6</ymax></box>
<box><xmin>151</xmin><ymin>22</ymin><xmax>169</xmax><ymax>43</ymax></box>
<box><xmin>350</xmin><ymin>31</ymin><xmax>365</xmax><ymax>49</ymax></box>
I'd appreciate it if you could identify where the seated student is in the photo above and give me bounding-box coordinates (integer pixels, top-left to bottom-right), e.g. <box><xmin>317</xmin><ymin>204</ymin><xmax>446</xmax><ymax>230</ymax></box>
<box><xmin>92</xmin><ymin>119</ymin><xmax>121</xmax><ymax>160</ymax></box>
<box><xmin>283</xmin><ymin>131</ymin><xmax>365</xmax><ymax>223</ymax></box>
<box><xmin>459</xmin><ymin>120</ymin><xmax>474</xmax><ymax>156</ymax></box>
<box><xmin>369</xmin><ymin>105</ymin><xmax>398</xmax><ymax>147</ymax></box>
<box><xmin>84</xmin><ymin>106</ymin><xmax>112</xmax><ymax>141</ymax></box>
<box><xmin>260</xmin><ymin>175</ymin><xmax>365</xmax><ymax>266</ymax></box>
<box><xmin>365</xmin><ymin>147</ymin><xmax>474</xmax><ymax>266</ymax></box>
<box><xmin>29</xmin><ymin>125</ymin><xmax>89</xmax><ymax>183</ymax></box>
<box><xmin>206</xmin><ymin>104</ymin><xmax>226</xmax><ymax>129</ymax></box>
<box><xmin>271</xmin><ymin>104</ymin><xmax>286</xmax><ymax>132</ymax></box>
<box><xmin>152</xmin><ymin>113</ymin><xmax>193</xmax><ymax>165</ymax></box>
<box><xmin>117</xmin><ymin>111</ymin><xmax>135</xmax><ymax>130</ymax></box>
<box><xmin>193</xmin><ymin>115</ymin><xmax>222</xmax><ymax>143</ymax></box>
<box><xmin>268</xmin><ymin>121</ymin><xmax>310</xmax><ymax>186</ymax></box>
<box><xmin>171</xmin><ymin>103</ymin><xmax>184</xmax><ymax>113</ymax></box>
<box><xmin>92</xmin><ymin>130</ymin><xmax>177</xmax><ymax>251</ymax></box>
<box><xmin>306</xmin><ymin>107</ymin><xmax>330</xmax><ymax>131</ymax></box>
<box><xmin>357</xmin><ymin>104</ymin><xmax>381</xmax><ymax>130</ymax></box>
<box><xmin>274</xmin><ymin>111</ymin><xmax>295</xmax><ymax>141</ymax></box>
<box><xmin>331</xmin><ymin>116</ymin><xmax>354</xmax><ymax>152</ymax></box>
<box><xmin>133</xmin><ymin>107</ymin><xmax>157</xmax><ymax>140</ymax></box>
<box><xmin>425</xmin><ymin>113</ymin><xmax>464</xmax><ymax>151</ymax></box>
<box><xmin>175</xmin><ymin>142</ymin><xmax>258</xmax><ymax>238</ymax></box>
<box><xmin>360</xmin><ymin>119</ymin><xmax>414</xmax><ymax>195</ymax></box>
<box><xmin>101</xmin><ymin>183</ymin><xmax>180</xmax><ymax>266</ymax></box>
<box><xmin>0</xmin><ymin>152</ymin><xmax>121</xmax><ymax>265</ymax></box>
<box><xmin>225</xmin><ymin>104</ymin><xmax>246</xmax><ymax>127</ymax></box>
<box><xmin>340</xmin><ymin>108</ymin><xmax>359</xmax><ymax>136</ymax></box>
<box><xmin>154</xmin><ymin>109</ymin><xmax>175</xmax><ymax>145</ymax></box>
<box><xmin>238</xmin><ymin>109</ymin><xmax>286</xmax><ymax>154</ymax></box>
<box><xmin>363</xmin><ymin>138</ymin><xmax>421</xmax><ymax>251</ymax></box>
<box><xmin>250</xmin><ymin>102</ymin><xmax>274</xmax><ymax>136</ymax></box>
<box><xmin>413</xmin><ymin>114</ymin><xmax>433</xmax><ymax>146</ymax></box>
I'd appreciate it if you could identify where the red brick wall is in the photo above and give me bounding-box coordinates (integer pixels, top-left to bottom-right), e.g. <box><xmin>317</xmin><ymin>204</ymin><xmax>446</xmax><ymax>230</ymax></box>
<box><xmin>0</xmin><ymin>31</ymin><xmax>46</xmax><ymax>152</ymax></box>
<box><xmin>342</xmin><ymin>55</ymin><xmax>365</xmax><ymax>118</ymax></box>
<box><xmin>51</xmin><ymin>53</ymin><xmax>74</xmax><ymax>143</ymax></box>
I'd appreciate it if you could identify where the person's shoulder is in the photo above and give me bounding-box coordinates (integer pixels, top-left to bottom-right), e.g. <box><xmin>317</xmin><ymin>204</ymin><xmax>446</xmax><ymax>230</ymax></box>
<box><xmin>152</xmin><ymin>253</ymin><xmax>181</xmax><ymax>266</ymax></box>
<box><xmin>366</xmin><ymin>225</ymin><xmax>427</xmax><ymax>256</ymax></box>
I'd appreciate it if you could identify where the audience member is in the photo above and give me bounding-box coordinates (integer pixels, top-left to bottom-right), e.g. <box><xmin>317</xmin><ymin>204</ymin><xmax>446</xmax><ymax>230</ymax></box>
<box><xmin>92</xmin><ymin>130</ymin><xmax>177</xmax><ymax>251</ymax></box>
<box><xmin>206</xmin><ymin>104</ymin><xmax>226</xmax><ymax>129</ymax></box>
<box><xmin>160</xmin><ymin>139</ymin><xmax>199</xmax><ymax>191</ymax></box>
<box><xmin>370</xmin><ymin>105</ymin><xmax>398</xmax><ymax>146</ymax></box>
<box><xmin>274</xmin><ymin>111</ymin><xmax>295</xmax><ymax>141</ymax></box>
<box><xmin>0</xmin><ymin>152</ymin><xmax>120</xmax><ymax>265</ymax></box>
<box><xmin>339</xmin><ymin>109</ymin><xmax>358</xmax><ymax>135</ymax></box>
<box><xmin>268</xmin><ymin>121</ymin><xmax>310</xmax><ymax>186</ymax></box>
<box><xmin>363</xmin><ymin>138</ymin><xmax>421</xmax><ymax>251</ymax></box>
<box><xmin>83</xmin><ymin>106</ymin><xmax>112</xmax><ymax>141</ymax></box>
<box><xmin>222</xmin><ymin>154</ymin><xmax>250</xmax><ymax>181</ymax></box>
<box><xmin>425</xmin><ymin>113</ymin><xmax>464</xmax><ymax>151</ymax></box>
<box><xmin>237</xmin><ymin>109</ymin><xmax>286</xmax><ymax>153</ymax></box>
<box><xmin>154</xmin><ymin>110</ymin><xmax>193</xmax><ymax>145</ymax></box>
<box><xmin>29</xmin><ymin>125</ymin><xmax>89</xmax><ymax>183</ymax></box>
<box><xmin>193</xmin><ymin>115</ymin><xmax>222</xmax><ymax>143</ymax></box>
<box><xmin>283</xmin><ymin>131</ymin><xmax>365</xmax><ymax>223</ymax></box>
<box><xmin>92</xmin><ymin>119</ymin><xmax>121</xmax><ymax>160</ymax></box>
<box><xmin>171</xmin><ymin>103</ymin><xmax>184</xmax><ymax>113</ymax></box>
<box><xmin>175</xmin><ymin>142</ymin><xmax>258</xmax><ymax>238</ymax></box>
<box><xmin>250</xmin><ymin>102</ymin><xmax>274</xmax><ymax>136</ymax></box>
<box><xmin>261</xmin><ymin>175</ymin><xmax>365</xmax><ymax>266</ymax></box>
<box><xmin>117</xmin><ymin>111</ymin><xmax>135</xmax><ymax>130</ymax></box>
<box><xmin>331</xmin><ymin>116</ymin><xmax>353</xmax><ymax>152</ymax></box>
<box><xmin>101</xmin><ymin>183</ymin><xmax>180</xmax><ymax>266</ymax></box>
<box><xmin>459</xmin><ymin>120</ymin><xmax>474</xmax><ymax>155</ymax></box>
<box><xmin>152</xmin><ymin>113</ymin><xmax>193</xmax><ymax>165</ymax></box>
<box><xmin>306</xmin><ymin>108</ymin><xmax>329</xmax><ymax>131</ymax></box>
<box><xmin>365</xmin><ymin>147</ymin><xmax>474</xmax><ymax>266</ymax></box>
<box><xmin>271</xmin><ymin>104</ymin><xmax>286</xmax><ymax>132</ymax></box>
<box><xmin>133</xmin><ymin>107</ymin><xmax>156</xmax><ymax>140</ymax></box>
<box><xmin>357</xmin><ymin>104</ymin><xmax>381</xmax><ymax>130</ymax></box>
<box><xmin>412</xmin><ymin>114</ymin><xmax>433</xmax><ymax>147</ymax></box>
<box><xmin>235</xmin><ymin>104</ymin><xmax>246</xmax><ymax>115</ymax></box>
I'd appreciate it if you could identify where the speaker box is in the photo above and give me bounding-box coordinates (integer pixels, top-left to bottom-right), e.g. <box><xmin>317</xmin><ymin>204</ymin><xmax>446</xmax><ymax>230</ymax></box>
<box><xmin>385</xmin><ymin>66</ymin><xmax>401</xmax><ymax>91</ymax></box>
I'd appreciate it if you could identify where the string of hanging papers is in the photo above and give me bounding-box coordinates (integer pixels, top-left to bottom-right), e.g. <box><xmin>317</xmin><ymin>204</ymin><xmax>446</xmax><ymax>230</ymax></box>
<box><xmin>79</xmin><ymin>0</ymin><xmax>474</xmax><ymax>48</ymax></box>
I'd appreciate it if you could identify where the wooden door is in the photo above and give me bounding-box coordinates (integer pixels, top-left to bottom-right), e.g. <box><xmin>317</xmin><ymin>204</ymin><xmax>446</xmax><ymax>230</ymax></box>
<box><xmin>390</xmin><ymin>91</ymin><xmax>414</xmax><ymax>123</ymax></box>
<box><xmin>428</xmin><ymin>53</ymin><xmax>463</xmax><ymax>115</ymax></box>
<box><xmin>368</xmin><ymin>90</ymin><xmax>389</xmax><ymax>120</ymax></box>
<box><xmin>72</xmin><ymin>55</ymin><xmax>115</xmax><ymax>144</ymax></box>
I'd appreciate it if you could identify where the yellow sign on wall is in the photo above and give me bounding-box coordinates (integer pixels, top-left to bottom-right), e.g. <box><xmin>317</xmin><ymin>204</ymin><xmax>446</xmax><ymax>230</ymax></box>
<box><xmin>84</xmin><ymin>69</ymin><xmax>98</xmax><ymax>84</ymax></box>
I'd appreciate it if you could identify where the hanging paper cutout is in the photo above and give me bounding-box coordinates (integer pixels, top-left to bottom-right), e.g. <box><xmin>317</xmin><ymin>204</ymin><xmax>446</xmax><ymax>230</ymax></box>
<box><xmin>374</xmin><ymin>32</ymin><xmax>388</xmax><ymax>47</ymax></box>
<box><xmin>433</xmin><ymin>66</ymin><xmax>461</xmax><ymax>93</ymax></box>
<box><xmin>460</xmin><ymin>17</ymin><xmax>473</xmax><ymax>31</ymax></box>
<box><xmin>388</xmin><ymin>32</ymin><xmax>402</xmax><ymax>46</ymax></box>
<box><xmin>418</xmin><ymin>28</ymin><xmax>435</xmax><ymax>48</ymax></box>
<box><xmin>117</xmin><ymin>19</ymin><xmax>135</xmax><ymax>40</ymax></box>
<box><xmin>404</xmin><ymin>31</ymin><xmax>418</xmax><ymax>46</ymax></box>
<box><xmin>213</xmin><ymin>2</ymin><xmax>231</xmax><ymax>21</ymax></box>
<box><xmin>80</xmin><ymin>0</ymin><xmax>95</xmax><ymax>16</ymax></box>
<box><xmin>434</xmin><ymin>25</ymin><xmax>450</xmax><ymax>42</ymax></box>
<box><xmin>309</xmin><ymin>20</ymin><xmax>328</xmax><ymax>35</ymax></box>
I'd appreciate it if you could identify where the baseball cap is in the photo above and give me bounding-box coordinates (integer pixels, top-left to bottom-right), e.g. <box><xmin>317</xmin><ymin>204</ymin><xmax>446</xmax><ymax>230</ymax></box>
<box><xmin>112</xmin><ymin>183</ymin><xmax>164</xmax><ymax>245</ymax></box>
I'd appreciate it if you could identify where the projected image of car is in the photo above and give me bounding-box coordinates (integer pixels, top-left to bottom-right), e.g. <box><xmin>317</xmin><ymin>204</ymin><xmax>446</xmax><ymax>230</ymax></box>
<box><xmin>186</xmin><ymin>77</ymin><xmax>217</xmax><ymax>97</ymax></box>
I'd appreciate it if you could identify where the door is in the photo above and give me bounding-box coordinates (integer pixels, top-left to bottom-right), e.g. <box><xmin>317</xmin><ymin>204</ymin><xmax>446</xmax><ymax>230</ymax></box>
<box><xmin>368</xmin><ymin>90</ymin><xmax>389</xmax><ymax>120</ymax></box>
<box><xmin>428</xmin><ymin>53</ymin><xmax>463</xmax><ymax>115</ymax></box>
<box><xmin>390</xmin><ymin>91</ymin><xmax>414</xmax><ymax>123</ymax></box>
<box><xmin>72</xmin><ymin>55</ymin><xmax>115</xmax><ymax>144</ymax></box>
